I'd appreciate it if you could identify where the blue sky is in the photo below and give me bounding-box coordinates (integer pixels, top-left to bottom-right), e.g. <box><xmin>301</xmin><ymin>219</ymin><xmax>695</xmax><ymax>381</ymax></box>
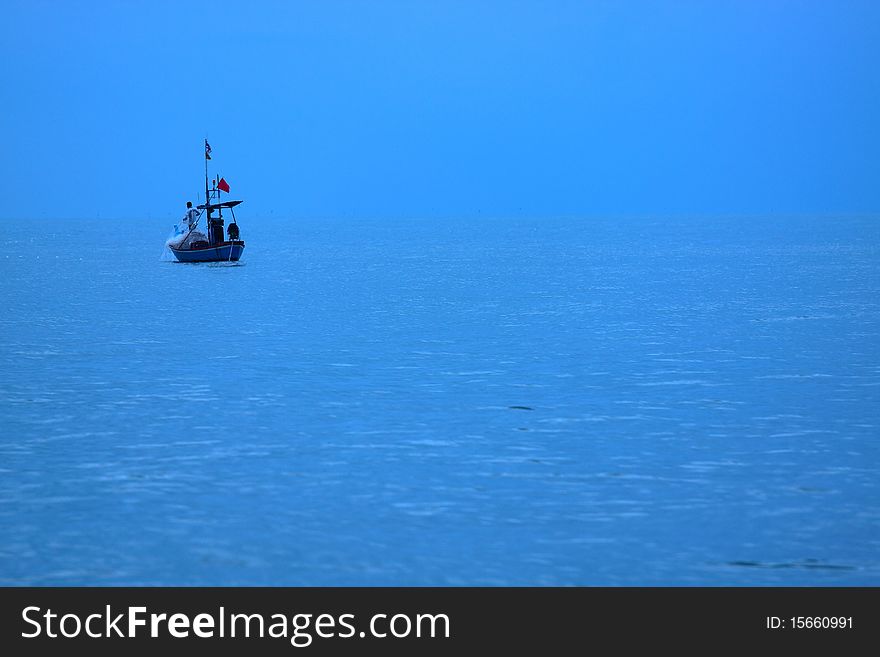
<box><xmin>1</xmin><ymin>0</ymin><xmax>878</xmax><ymax>220</ymax></box>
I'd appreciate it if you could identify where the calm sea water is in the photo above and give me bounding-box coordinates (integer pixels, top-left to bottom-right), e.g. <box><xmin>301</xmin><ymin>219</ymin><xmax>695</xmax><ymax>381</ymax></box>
<box><xmin>1</xmin><ymin>215</ymin><xmax>878</xmax><ymax>585</ymax></box>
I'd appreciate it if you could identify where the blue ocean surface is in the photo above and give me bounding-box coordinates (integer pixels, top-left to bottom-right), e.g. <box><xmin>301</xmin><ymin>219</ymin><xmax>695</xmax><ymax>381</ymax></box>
<box><xmin>0</xmin><ymin>215</ymin><xmax>878</xmax><ymax>585</ymax></box>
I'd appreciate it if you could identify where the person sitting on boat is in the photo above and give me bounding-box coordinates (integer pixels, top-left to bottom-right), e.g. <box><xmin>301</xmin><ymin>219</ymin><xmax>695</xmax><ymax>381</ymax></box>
<box><xmin>183</xmin><ymin>201</ymin><xmax>200</xmax><ymax>229</ymax></box>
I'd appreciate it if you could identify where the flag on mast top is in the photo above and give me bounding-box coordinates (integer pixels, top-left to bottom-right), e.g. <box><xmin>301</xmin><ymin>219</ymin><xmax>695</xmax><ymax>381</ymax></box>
<box><xmin>205</xmin><ymin>140</ymin><xmax>212</xmax><ymax>160</ymax></box>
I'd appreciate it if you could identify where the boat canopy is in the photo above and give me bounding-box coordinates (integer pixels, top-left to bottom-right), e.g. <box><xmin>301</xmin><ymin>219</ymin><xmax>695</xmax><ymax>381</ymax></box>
<box><xmin>197</xmin><ymin>200</ymin><xmax>243</xmax><ymax>210</ymax></box>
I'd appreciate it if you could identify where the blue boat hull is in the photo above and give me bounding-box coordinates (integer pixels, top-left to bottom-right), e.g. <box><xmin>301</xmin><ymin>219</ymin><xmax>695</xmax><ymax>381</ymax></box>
<box><xmin>169</xmin><ymin>241</ymin><xmax>245</xmax><ymax>263</ymax></box>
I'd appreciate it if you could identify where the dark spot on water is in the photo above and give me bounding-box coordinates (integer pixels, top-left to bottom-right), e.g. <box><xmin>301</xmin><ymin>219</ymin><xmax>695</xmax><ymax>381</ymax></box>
<box><xmin>516</xmin><ymin>427</ymin><xmax>529</xmax><ymax>431</ymax></box>
<box><xmin>727</xmin><ymin>559</ymin><xmax>855</xmax><ymax>571</ymax></box>
<box><xmin>509</xmin><ymin>405</ymin><xmax>534</xmax><ymax>411</ymax></box>
<box><xmin>796</xmin><ymin>486</ymin><xmax>830</xmax><ymax>493</ymax></box>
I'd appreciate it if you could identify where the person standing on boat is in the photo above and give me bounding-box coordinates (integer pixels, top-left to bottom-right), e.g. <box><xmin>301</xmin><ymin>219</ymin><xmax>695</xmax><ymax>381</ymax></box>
<box><xmin>183</xmin><ymin>201</ymin><xmax>200</xmax><ymax>229</ymax></box>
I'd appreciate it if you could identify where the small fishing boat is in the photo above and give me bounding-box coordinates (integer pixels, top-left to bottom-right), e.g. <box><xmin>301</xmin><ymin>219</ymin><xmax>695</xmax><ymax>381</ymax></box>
<box><xmin>166</xmin><ymin>140</ymin><xmax>245</xmax><ymax>263</ymax></box>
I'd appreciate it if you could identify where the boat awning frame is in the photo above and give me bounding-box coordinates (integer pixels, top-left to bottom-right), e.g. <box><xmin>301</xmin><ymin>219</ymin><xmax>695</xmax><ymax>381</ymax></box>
<box><xmin>197</xmin><ymin>200</ymin><xmax>243</xmax><ymax>210</ymax></box>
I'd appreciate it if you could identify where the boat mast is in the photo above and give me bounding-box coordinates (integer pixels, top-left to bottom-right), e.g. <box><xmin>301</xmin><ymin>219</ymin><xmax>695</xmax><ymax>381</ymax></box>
<box><xmin>204</xmin><ymin>139</ymin><xmax>211</xmax><ymax>223</ymax></box>
<box><xmin>218</xmin><ymin>171</ymin><xmax>223</xmax><ymax>224</ymax></box>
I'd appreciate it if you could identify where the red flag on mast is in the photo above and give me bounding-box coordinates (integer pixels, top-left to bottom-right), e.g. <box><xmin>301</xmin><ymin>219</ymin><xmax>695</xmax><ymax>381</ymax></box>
<box><xmin>217</xmin><ymin>177</ymin><xmax>230</xmax><ymax>193</ymax></box>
